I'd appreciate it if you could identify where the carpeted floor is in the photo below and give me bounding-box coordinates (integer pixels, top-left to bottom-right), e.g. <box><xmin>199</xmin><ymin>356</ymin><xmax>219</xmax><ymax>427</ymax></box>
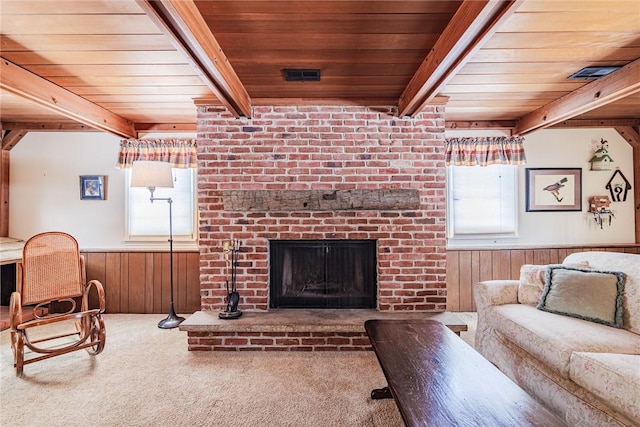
<box><xmin>0</xmin><ymin>313</ymin><xmax>477</xmax><ymax>427</ymax></box>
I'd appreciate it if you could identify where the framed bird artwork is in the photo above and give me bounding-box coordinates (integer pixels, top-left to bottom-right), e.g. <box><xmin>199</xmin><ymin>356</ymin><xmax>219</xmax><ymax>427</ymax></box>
<box><xmin>525</xmin><ymin>168</ymin><xmax>582</xmax><ymax>212</ymax></box>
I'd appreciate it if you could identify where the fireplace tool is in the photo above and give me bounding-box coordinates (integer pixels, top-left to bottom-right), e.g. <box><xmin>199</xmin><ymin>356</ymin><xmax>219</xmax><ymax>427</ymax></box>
<box><xmin>219</xmin><ymin>239</ymin><xmax>242</xmax><ymax>319</ymax></box>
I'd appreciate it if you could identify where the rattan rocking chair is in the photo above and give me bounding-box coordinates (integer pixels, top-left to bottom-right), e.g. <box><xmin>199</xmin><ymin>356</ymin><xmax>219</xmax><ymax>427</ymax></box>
<box><xmin>9</xmin><ymin>232</ymin><xmax>106</xmax><ymax>376</ymax></box>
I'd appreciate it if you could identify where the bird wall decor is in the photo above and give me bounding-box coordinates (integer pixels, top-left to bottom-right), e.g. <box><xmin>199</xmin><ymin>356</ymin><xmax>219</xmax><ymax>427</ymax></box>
<box><xmin>543</xmin><ymin>177</ymin><xmax>568</xmax><ymax>202</ymax></box>
<box><xmin>605</xmin><ymin>169</ymin><xmax>631</xmax><ymax>202</ymax></box>
<box><xmin>589</xmin><ymin>139</ymin><xmax>614</xmax><ymax>171</ymax></box>
<box><xmin>588</xmin><ymin>195</ymin><xmax>615</xmax><ymax>229</ymax></box>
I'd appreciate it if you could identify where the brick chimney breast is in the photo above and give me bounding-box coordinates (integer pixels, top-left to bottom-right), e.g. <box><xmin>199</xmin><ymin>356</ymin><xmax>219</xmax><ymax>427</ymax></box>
<box><xmin>196</xmin><ymin>105</ymin><xmax>447</xmax><ymax>313</ymax></box>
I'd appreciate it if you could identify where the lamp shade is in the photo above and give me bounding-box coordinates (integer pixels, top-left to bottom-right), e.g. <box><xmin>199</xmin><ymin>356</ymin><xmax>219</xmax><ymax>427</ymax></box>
<box><xmin>130</xmin><ymin>161</ymin><xmax>174</xmax><ymax>188</ymax></box>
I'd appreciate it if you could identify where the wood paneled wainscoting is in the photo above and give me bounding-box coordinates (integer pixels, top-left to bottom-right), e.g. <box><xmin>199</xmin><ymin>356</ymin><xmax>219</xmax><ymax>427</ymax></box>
<box><xmin>446</xmin><ymin>246</ymin><xmax>640</xmax><ymax>312</ymax></box>
<box><xmin>80</xmin><ymin>246</ymin><xmax>640</xmax><ymax>315</ymax></box>
<box><xmin>81</xmin><ymin>250</ymin><xmax>201</xmax><ymax>315</ymax></box>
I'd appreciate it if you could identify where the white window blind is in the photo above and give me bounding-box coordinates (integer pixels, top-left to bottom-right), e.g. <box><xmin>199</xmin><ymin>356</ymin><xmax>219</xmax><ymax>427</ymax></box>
<box><xmin>125</xmin><ymin>168</ymin><xmax>196</xmax><ymax>241</ymax></box>
<box><xmin>448</xmin><ymin>164</ymin><xmax>517</xmax><ymax>237</ymax></box>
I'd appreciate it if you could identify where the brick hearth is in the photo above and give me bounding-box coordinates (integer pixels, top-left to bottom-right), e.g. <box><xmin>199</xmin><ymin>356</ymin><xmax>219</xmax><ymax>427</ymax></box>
<box><xmin>181</xmin><ymin>310</ymin><xmax>467</xmax><ymax>351</ymax></box>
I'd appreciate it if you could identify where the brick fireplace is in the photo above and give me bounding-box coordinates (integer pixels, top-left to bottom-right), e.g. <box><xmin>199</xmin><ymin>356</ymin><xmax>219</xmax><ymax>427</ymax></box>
<box><xmin>189</xmin><ymin>104</ymin><xmax>447</xmax><ymax>350</ymax></box>
<box><xmin>269</xmin><ymin>239</ymin><xmax>378</xmax><ymax>309</ymax></box>
<box><xmin>196</xmin><ymin>104</ymin><xmax>447</xmax><ymax>312</ymax></box>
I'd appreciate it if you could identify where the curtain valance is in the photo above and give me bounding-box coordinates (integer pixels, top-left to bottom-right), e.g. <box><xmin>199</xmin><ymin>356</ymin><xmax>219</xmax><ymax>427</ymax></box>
<box><xmin>445</xmin><ymin>136</ymin><xmax>526</xmax><ymax>167</ymax></box>
<box><xmin>117</xmin><ymin>139</ymin><xmax>197</xmax><ymax>168</ymax></box>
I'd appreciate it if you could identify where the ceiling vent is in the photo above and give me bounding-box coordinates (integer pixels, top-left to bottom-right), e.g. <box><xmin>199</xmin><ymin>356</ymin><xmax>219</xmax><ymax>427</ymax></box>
<box><xmin>283</xmin><ymin>69</ymin><xmax>321</xmax><ymax>82</ymax></box>
<box><xmin>568</xmin><ymin>66</ymin><xmax>621</xmax><ymax>80</ymax></box>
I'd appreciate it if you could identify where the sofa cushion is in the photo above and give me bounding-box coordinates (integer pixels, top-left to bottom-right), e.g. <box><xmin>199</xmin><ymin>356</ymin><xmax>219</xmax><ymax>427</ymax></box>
<box><xmin>537</xmin><ymin>265</ymin><xmax>625</xmax><ymax>328</ymax></box>
<box><xmin>569</xmin><ymin>352</ymin><xmax>640</xmax><ymax>421</ymax></box>
<box><xmin>518</xmin><ymin>262</ymin><xmax>590</xmax><ymax>305</ymax></box>
<box><xmin>564</xmin><ymin>252</ymin><xmax>640</xmax><ymax>335</ymax></box>
<box><xmin>490</xmin><ymin>304</ymin><xmax>640</xmax><ymax>377</ymax></box>
<box><xmin>518</xmin><ymin>264</ymin><xmax>547</xmax><ymax>305</ymax></box>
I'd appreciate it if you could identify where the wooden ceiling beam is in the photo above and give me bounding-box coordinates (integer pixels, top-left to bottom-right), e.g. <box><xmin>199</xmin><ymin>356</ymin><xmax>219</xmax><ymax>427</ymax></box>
<box><xmin>1</xmin><ymin>129</ymin><xmax>28</xmax><ymax>150</ymax></box>
<box><xmin>0</xmin><ymin>149</ymin><xmax>8</xmax><ymax>236</ymax></box>
<box><xmin>135</xmin><ymin>123</ymin><xmax>197</xmax><ymax>135</ymax></box>
<box><xmin>614</xmin><ymin>125</ymin><xmax>640</xmax><ymax>244</ymax></box>
<box><xmin>138</xmin><ymin>0</ymin><xmax>251</xmax><ymax>118</ymax></box>
<box><xmin>614</xmin><ymin>126</ymin><xmax>640</xmax><ymax>148</ymax></box>
<box><xmin>0</xmin><ymin>58</ymin><xmax>136</xmax><ymax>138</ymax></box>
<box><xmin>515</xmin><ymin>58</ymin><xmax>640</xmax><ymax>135</ymax></box>
<box><xmin>1</xmin><ymin>122</ymin><xmax>98</xmax><ymax>132</ymax></box>
<box><xmin>551</xmin><ymin>119</ymin><xmax>640</xmax><ymax>129</ymax></box>
<box><xmin>193</xmin><ymin>96</ymin><xmax>450</xmax><ymax>108</ymax></box>
<box><xmin>398</xmin><ymin>0</ymin><xmax>523</xmax><ymax>117</ymax></box>
<box><xmin>445</xmin><ymin>119</ymin><xmax>640</xmax><ymax>132</ymax></box>
<box><xmin>446</xmin><ymin>120</ymin><xmax>517</xmax><ymax>130</ymax></box>
<box><xmin>1</xmin><ymin>121</ymin><xmax>197</xmax><ymax>138</ymax></box>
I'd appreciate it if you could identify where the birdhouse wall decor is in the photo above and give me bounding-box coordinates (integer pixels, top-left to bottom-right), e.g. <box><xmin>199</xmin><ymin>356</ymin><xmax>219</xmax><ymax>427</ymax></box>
<box><xmin>589</xmin><ymin>138</ymin><xmax>614</xmax><ymax>171</ymax></box>
<box><xmin>606</xmin><ymin>168</ymin><xmax>631</xmax><ymax>202</ymax></box>
<box><xmin>588</xmin><ymin>195</ymin><xmax>615</xmax><ymax>229</ymax></box>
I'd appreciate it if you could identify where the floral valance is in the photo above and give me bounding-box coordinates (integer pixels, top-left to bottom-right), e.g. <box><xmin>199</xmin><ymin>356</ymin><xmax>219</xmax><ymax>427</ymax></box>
<box><xmin>117</xmin><ymin>139</ymin><xmax>197</xmax><ymax>169</ymax></box>
<box><xmin>445</xmin><ymin>136</ymin><xmax>526</xmax><ymax>167</ymax></box>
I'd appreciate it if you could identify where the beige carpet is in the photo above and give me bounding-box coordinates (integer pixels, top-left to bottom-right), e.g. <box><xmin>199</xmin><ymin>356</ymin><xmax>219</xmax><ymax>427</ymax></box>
<box><xmin>0</xmin><ymin>313</ymin><xmax>476</xmax><ymax>427</ymax></box>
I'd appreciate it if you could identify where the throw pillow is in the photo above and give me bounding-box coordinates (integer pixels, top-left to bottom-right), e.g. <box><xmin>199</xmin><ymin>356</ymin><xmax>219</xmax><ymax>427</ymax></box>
<box><xmin>537</xmin><ymin>265</ymin><xmax>626</xmax><ymax>328</ymax></box>
<box><xmin>518</xmin><ymin>261</ymin><xmax>590</xmax><ymax>305</ymax></box>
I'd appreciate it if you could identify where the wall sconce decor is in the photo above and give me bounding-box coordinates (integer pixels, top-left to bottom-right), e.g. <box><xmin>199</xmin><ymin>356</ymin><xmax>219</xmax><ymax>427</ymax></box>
<box><xmin>588</xmin><ymin>195</ymin><xmax>615</xmax><ymax>229</ymax></box>
<box><xmin>79</xmin><ymin>175</ymin><xmax>106</xmax><ymax>200</ymax></box>
<box><xmin>589</xmin><ymin>139</ymin><xmax>614</xmax><ymax>171</ymax></box>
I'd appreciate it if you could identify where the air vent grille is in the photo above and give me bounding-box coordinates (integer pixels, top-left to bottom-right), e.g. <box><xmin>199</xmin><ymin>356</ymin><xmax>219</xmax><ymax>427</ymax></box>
<box><xmin>283</xmin><ymin>69</ymin><xmax>321</xmax><ymax>82</ymax></box>
<box><xmin>568</xmin><ymin>66</ymin><xmax>621</xmax><ymax>80</ymax></box>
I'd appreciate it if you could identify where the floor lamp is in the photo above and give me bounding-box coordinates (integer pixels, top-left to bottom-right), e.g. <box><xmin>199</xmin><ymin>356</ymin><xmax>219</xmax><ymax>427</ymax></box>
<box><xmin>131</xmin><ymin>160</ymin><xmax>185</xmax><ymax>329</ymax></box>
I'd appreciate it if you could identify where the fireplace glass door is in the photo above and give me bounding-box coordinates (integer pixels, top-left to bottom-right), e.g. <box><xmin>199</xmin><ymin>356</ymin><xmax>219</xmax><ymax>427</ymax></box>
<box><xmin>269</xmin><ymin>240</ymin><xmax>376</xmax><ymax>309</ymax></box>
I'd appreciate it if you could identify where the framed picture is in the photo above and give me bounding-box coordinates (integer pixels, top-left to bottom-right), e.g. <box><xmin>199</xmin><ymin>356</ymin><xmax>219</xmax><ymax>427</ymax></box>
<box><xmin>525</xmin><ymin>168</ymin><xmax>581</xmax><ymax>212</ymax></box>
<box><xmin>79</xmin><ymin>175</ymin><xmax>106</xmax><ymax>200</ymax></box>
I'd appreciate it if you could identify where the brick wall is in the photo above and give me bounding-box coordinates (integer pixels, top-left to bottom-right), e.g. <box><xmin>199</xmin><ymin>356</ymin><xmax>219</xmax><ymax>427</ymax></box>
<box><xmin>196</xmin><ymin>105</ymin><xmax>447</xmax><ymax>312</ymax></box>
<box><xmin>187</xmin><ymin>331</ymin><xmax>372</xmax><ymax>351</ymax></box>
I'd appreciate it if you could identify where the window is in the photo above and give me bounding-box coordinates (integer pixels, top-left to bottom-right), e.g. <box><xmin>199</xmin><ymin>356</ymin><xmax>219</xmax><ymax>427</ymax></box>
<box><xmin>125</xmin><ymin>168</ymin><xmax>197</xmax><ymax>243</ymax></box>
<box><xmin>447</xmin><ymin>164</ymin><xmax>517</xmax><ymax>239</ymax></box>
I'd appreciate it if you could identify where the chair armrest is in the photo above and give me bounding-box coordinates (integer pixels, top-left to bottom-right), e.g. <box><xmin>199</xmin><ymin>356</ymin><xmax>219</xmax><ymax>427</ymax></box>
<box><xmin>9</xmin><ymin>292</ymin><xmax>22</xmax><ymax>331</ymax></box>
<box><xmin>80</xmin><ymin>255</ymin><xmax>87</xmax><ymax>285</ymax></box>
<box><xmin>83</xmin><ymin>279</ymin><xmax>106</xmax><ymax>313</ymax></box>
<box><xmin>473</xmin><ymin>280</ymin><xmax>519</xmax><ymax>312</ymax></box>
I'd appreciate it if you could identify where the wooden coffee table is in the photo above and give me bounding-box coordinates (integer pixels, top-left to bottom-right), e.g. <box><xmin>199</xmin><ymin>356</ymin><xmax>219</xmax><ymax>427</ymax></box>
<box><xmin>365</xmin><ymin>319</ymin><xmax>565</xmax><ymax>427</ymax></box>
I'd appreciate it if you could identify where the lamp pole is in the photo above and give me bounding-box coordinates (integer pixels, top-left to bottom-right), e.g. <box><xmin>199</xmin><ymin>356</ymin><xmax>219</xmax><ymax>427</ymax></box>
<box><xmin>130</xmin><ymin>161</ymin><xmax>184</xmax><ymax>329</ymax></box>
<box><xmin>150</xmin><ymin>191</ymin><xmax>185</xmax><ymax>329</ymax></box>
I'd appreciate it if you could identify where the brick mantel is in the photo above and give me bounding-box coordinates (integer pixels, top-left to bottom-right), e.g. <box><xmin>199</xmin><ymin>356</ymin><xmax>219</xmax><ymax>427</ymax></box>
<box><xmin>196</xmin><ymin>105</ymin><xmax>447</xmax><ymax>313</ymax></box>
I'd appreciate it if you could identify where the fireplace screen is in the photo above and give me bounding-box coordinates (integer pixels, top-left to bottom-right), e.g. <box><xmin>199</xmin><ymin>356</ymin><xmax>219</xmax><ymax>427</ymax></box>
<box><xmin>269</xmin><ymin>240</ymin><xmax>377</xmax><ymax>309</ymax></box>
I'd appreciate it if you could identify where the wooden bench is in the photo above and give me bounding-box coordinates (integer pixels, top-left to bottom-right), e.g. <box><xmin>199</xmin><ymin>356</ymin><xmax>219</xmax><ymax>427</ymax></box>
<box><xmin>365</xmin><ymin>319</ymin><xmax>565</xmax><ymax>427</ymax></box>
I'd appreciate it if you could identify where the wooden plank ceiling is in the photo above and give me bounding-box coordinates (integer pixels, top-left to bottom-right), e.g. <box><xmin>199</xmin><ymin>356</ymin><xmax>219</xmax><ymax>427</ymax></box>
<box><xmin>0</xmin><ymin>0</ymin><xmax>639</xmax><ymax>140</ymax></box>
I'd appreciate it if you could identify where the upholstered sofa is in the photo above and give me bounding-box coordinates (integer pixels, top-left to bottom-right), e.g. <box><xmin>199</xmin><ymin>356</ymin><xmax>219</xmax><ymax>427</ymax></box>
<box><xmin>474</xmin><ymin>251</ymin><xmax>640</xmax><ymax>426</ymax></box>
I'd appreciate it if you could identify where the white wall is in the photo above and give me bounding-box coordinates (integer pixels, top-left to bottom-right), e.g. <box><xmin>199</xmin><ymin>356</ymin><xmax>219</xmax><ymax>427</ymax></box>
<box><xmin>9</xmin><ymin>131</ymin><xmax>197</xmax><ymax>250</ymax></box>
<box><xmin>446</xmin><ymin>128</ymin><xmax>636</xmax><ymax>247</ymax></box>
<box><xmin>9</xmin><ymin>128</ymin><xmax>636</xmax><ymax>249</ymax></box>
<box><xmin>9</xmin><ymin>132</ymin><xmax>125</xmax><ymax>249</ymax></box>
<box><xmin>519</xmin><ymin>128</ymin><xmax>634</xmax><ymax>245</ymax></box>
